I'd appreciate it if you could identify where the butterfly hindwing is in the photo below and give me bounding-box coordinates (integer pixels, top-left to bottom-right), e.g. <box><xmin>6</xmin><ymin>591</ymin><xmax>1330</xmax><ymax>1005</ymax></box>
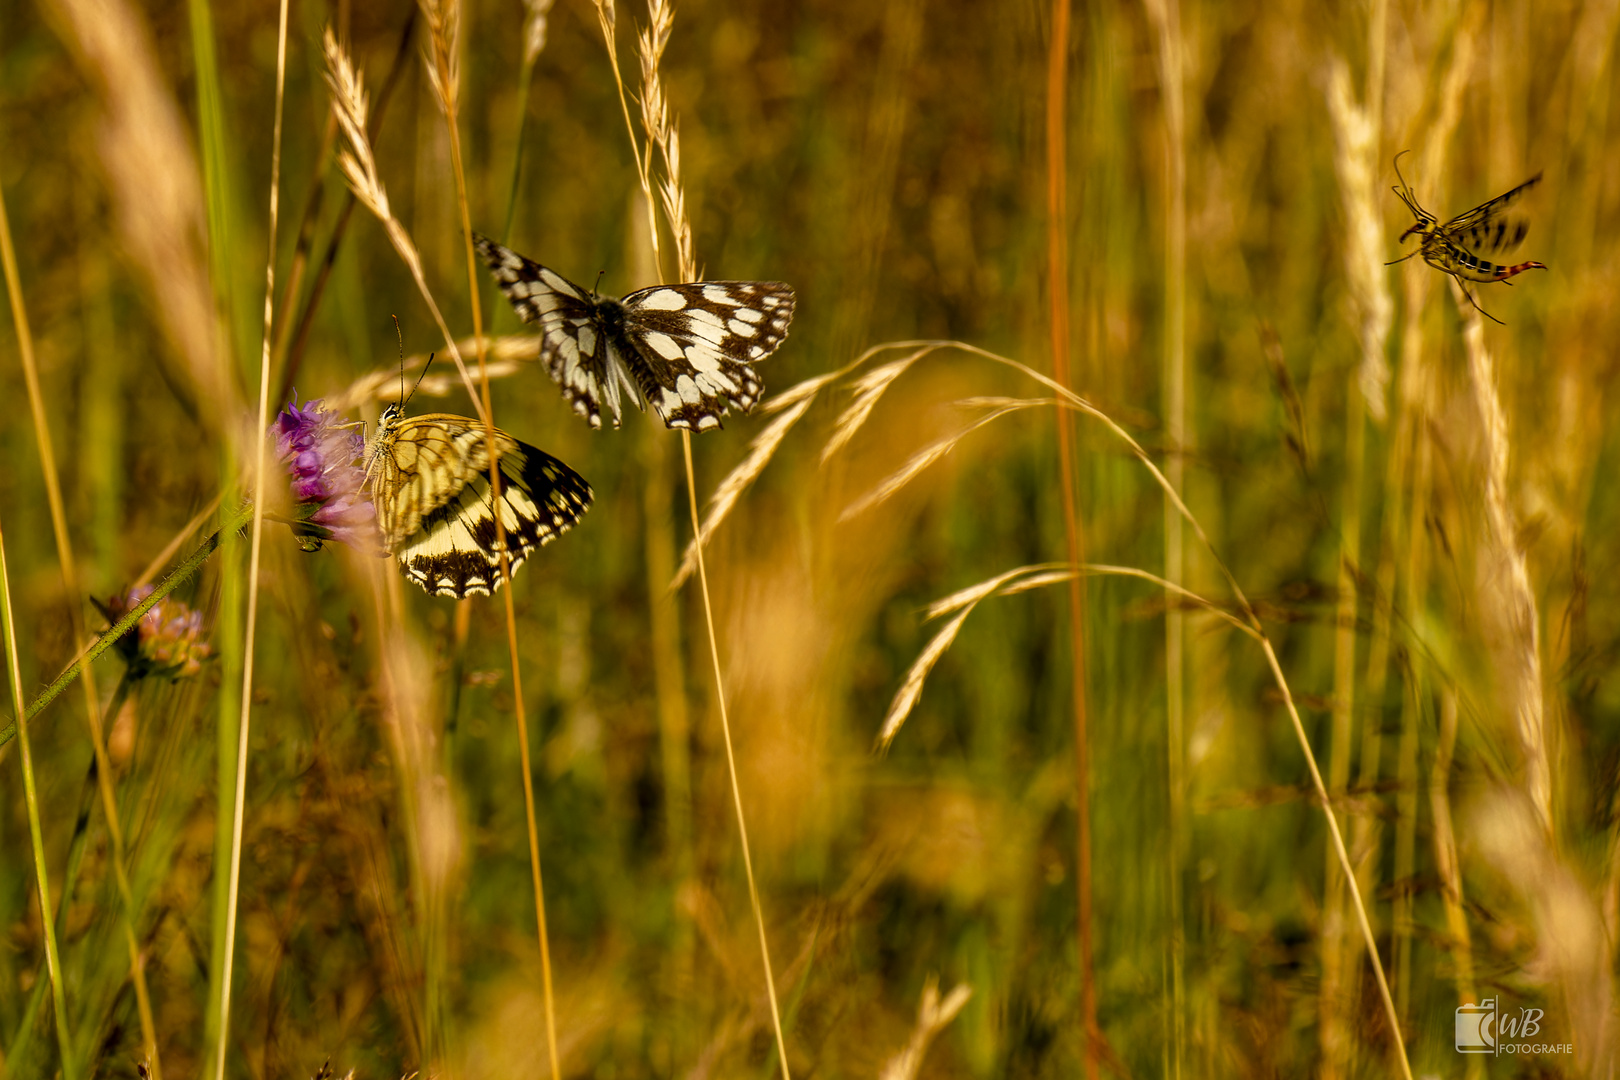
<box><xmin>475</xmin><ymin>234</ymin><xmax>795</xmax><ymax>431</ymax></box>
<box><xmin>616</xmin><ymin>281</ymin><xmax>794</xmax><ymax>430</ymax></box>
<box><xmin>366</xmin><ymin>407</ymin><xmax>592</xmax><ymax>598</ymax></box>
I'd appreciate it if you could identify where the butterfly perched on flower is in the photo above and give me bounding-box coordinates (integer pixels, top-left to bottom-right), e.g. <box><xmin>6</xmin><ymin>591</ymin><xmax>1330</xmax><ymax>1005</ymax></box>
<box><xmin>1388</xmin><ymin>152</ymin><xmax>1547</xmax><ymax>324</ymax></box>
<box><xmin>365</xmin><ymin>404</ymin><xmax>592</xmax><ymax>598</ymax></box>
<box><xmin>474</xmin><ymin>235</ymin><xmax>795</xmax><ymax>431</ymax></box>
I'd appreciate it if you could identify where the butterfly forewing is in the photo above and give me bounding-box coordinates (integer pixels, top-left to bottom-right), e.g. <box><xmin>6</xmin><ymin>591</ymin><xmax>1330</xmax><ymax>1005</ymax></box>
<box><xmin>475</xmin><ymin>234</ymin><xmax>795</xmax><ymax>431</ymax></box>
<box><xmin>366</xmin><ymin>408</ymin><xmax>592</xmax><ymax>598</ymax></box>
<box><xmin>1441</xmin><ymin>172</ymin><xmax>1542</xmax><ymax>235</ymax></box>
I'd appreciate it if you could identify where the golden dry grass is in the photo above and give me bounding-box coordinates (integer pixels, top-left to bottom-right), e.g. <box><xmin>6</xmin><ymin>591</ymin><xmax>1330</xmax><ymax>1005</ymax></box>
<box><xmin>1</xmin><ymin>0</ymin><xmax>1618</xmax><ymax>1077</ymax></box>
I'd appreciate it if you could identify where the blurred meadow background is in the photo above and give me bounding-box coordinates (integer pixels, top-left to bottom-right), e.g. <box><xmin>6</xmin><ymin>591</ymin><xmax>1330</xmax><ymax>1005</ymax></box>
<box><xmin>2</xmin><ymin>0</ymin><xmax>1620</xmax><ymax>1076</ymax></box>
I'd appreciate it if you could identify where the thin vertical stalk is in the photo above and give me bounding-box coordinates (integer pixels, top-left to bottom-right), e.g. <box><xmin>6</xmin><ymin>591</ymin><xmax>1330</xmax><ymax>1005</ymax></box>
<box><xmin>0</xmin><ymin>94</ymin><xmax>163</xmax><ymax>1080</ymax></box>
<box><xmin>595</xmin><ymin>2</ymin><xmax>792</xmax><ymax>1069</ymax></box>
<box><xmin>1320</xmin><ymin>384</ymin><xmax>1364</xmax><ymax>1076</ymax></box>
<box><xmin>213</xmin><ymin>0</ymin><xmax>289</xmax><ymax>1074</ymax></box>
<box><xmin>1142</xmin><ymin>2</ymin><xmax>1186</xmax><ymax>1074</ymax></box>
<box><xmin>507</xmin><ymin>624</ymin><xmax>562</xmax><ymax>1080</ymax></box>
<box><xmin>682</xmin><ymin>433</ymin><xmax>792</xmax><ymax>1078</ymax></box>
<box><xmin>1043</xmin><ymin>2</ymin><xmax>1098</xmax><ymax>1075</ymax></box>
<box><xmin>1429</xmin><ymin>690</ymin><xmax>1483</xmax><ymax>1080</ymax></box>
<box><xmin>1319</xmin><ymin>27</ymin><xmax>1392</xmax><ymax>1057</ymax></box>
<box><xmin>428</xmin><ymin>1</ymin><xmax>562</xmax><ymax>1071</ymax></box>
<box><xmin>1391</xmin><ymin>387</ymin><xmax>1428</xmax><ymax>1021</ymax></box>
<box><xmin>0</xmin><ymin>519</ymin><xmax>76</xmax><ymax>1080</ymax></box>
<box><xmin>640</xmin><ymin>350</ymin><xmax>693</xmax><ymax>1067</ymax></box>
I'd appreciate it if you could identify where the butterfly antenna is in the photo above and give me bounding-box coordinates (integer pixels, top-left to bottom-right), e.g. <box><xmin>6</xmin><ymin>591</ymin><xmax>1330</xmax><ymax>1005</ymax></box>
<box><xmin>391</xmin><ymin>315</ymin><xmax>407</xmax><ymax>407</ymax></box>
<box><xmin>593</xmin><ymin>270</ymin><xmax>606</xmax><ymax>300</ymax></box>
<box><xmin>406</xmin><ymin>353</ymin><xmax>437</xmax><ymax>407</ymax></box>
<box><xmin>1392</xmin><ymin>149</ymin><xmax>1412</xmax><ymax>192</ymax></box>
<box><xmin>1391</xmin><ymin>153</ymin><xmax>1427</xmax><ymax>216</ymax></box>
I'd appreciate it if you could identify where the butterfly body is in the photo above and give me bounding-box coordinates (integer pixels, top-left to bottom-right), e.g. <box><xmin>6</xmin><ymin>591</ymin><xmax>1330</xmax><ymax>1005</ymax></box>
<box><xmin>365</xmin><ymin>405</ymin><xmax>592</xmax><ymax>598</ymax></box>
<box><xmin>475</xmin><ymin>235</ymin><xmax>795</xmax><ymax>431</ymax></box>
<box><xmin>1389</xmin><ymin>157</ymin><xmax>1547</xmax><ymax>320</ymax></box>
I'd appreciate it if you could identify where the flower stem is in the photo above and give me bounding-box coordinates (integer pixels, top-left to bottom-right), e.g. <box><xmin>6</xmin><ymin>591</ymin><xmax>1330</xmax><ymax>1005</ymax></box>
<box><xmin>0</xmin><ymin>503</ymin><xmax>253</xmax><ymax>751</ymax></box>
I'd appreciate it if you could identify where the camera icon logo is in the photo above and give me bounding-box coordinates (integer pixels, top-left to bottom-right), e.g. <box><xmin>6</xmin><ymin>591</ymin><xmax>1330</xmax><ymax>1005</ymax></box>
<box><xmin>1456</xmin><ymin>999</ymin><xmax>1497</xmax><ymax>1054</ymax></box>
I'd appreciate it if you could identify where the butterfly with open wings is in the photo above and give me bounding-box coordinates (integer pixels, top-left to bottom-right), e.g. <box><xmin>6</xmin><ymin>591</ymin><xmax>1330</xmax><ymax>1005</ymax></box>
<box><xmin>1387</xmin><ymin>152</ymin><xmax>1547</xmax><ymax>324</ymax></box>
<box><xmin>475</xmin><ymin>235</ymin><xmax>795</xmax><ymax>431</ymax></box>
<box><xmin>365</xmin><ymin>405</ymin><xmax>592</xmax><ymax>598</ymax></box>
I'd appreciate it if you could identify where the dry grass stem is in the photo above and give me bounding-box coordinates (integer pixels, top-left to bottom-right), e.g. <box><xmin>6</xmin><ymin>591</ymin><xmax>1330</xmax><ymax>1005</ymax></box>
<box><xmin>419</xmin><ymin>0</ymin><xmax>461</xmax><ymax>118</ymax></box>
<box><xmin>8</xmin><ymin>3</ymin><xmax>1610</xmax><ymax>1073</ymax></box>
<box><xmin>671</xmin><ymin>340</ymin><xmax>955</xmax><ymax>592</ymax></box>
<box><xmin>887</xmin><ymin>562</ymin><xmax>1255</xmax><ymax>751</ymax></box>
<box><xmin>856</xmin><ymin>344</ymin><xmax>1412</xmax><ymax>1072</ymax></box>
<box><xmin>772</xmin><ymin>340</ymin><xmax>950</xmax><ymax>418</ymax></box>
<box><xmin>322</xmin><ymin>28</ymin><xmax>487</xmax><ymax>426</ymax></box>
<box><xmin>840</xmin><ymin>400</ymin><xmax>1043</xmax><ymax>521</ymax></box>
<box><xmin>523</xmin><ymin>0</ymin><xmax>557</xmax><ymax>63</ymax></box>
<box><xmin>879</xmin><ymin>606</ymin><xmax>976</xmax><ymax>751</ymax></box>
<box><xmin>1458</xmin><ymin>302</ymin><xmax>1551</xmax><ymax>832</ymax></box>
<box><xmin>329</xmin><ymin>338</ymin><xmax>532</xmax><ymax>412</ymax></box>
<box><xmin>821</xmin><ymin>352</ymin><xmax>928</xmax><ymax>463</ymax></box>
<box><xmin>1475</xmin><ymin>791</ymin><xmax>1616</xmax><ymax>1069</ymax></box>
<box><xmin>671</xmin><ymin>395</ymin><xmax>816</xmax><ymax>590</ymax></box>
<box><xmin>636</xmin><ymin>0</ymin><xmax>693</xmax><ymax>277</ymax></box>
<box><xmin>0</xmin><ymin>518</ymin><xmax>75</xmax><ymax>1071</ymax></box>
<box><xmin>42</xmin><ymin>0</ymin><xmax>231</xmax><ymax>431</ymax></box>
<box><xmin>623</xmin><ymin>3</ymin><xmax>792</xmax><ymax>1074</ymax></box>
<box><xmin>877</xmin><ymin>977</ymin><xmax>973</xmax><ymax>1080</ymax></box>
<box><xmin>1325</xmin><ymin>57</ymin><xmax>1393</xmax><ymax>421</ymax></box>
<box><xmin>1322</xmin><ymin>47</ymin><xmax>1389</xmax><ymax>1073</ymax></box>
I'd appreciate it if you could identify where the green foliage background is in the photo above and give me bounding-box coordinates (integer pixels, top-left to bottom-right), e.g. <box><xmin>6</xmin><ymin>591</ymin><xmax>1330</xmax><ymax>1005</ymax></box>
<box><xmin>1</xmin><ymin>0</ymin><xmax>1618</xmax><ymax>1077</ymax></box>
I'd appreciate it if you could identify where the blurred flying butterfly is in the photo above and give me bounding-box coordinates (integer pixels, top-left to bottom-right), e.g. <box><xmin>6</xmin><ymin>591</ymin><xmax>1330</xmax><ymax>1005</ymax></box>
<box><xmin>475</xmin><ymin>234</ymin><xmax>795</xmax><ymax>431</ymax></box>
<box><xmin>1388</xmin><ymin>151</ymin><xmax>1547</xmax><ymax>325</ymax></box>
<box><xmin>365</xmin><ymin>404</ymin><xmax>592</xmax><ymax>598</ymax></box>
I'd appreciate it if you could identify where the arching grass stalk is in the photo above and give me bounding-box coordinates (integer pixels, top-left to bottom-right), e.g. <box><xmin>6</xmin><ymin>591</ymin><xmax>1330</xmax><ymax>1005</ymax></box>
<box><xmin>696</xmin><ymin>338</ymin><xmax>1413</xmax><ymax>1075</ymax></box>
<box><xmin>0</xmin><ymin>504</ymin><xmax>254</xmax><ymax>752</ymax></box>
<box><xmin>839</xmin><ymin>361</ymin><xmax>1414</xmax><ymax>1080</ymax></box>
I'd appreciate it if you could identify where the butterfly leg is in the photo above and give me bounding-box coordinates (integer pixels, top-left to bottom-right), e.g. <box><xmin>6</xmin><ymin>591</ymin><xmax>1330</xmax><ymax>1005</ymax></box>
<box><xmin>1451</xmin><ymin>275</ymin><xmax>1506</xmax><ymax>325</ymax></box>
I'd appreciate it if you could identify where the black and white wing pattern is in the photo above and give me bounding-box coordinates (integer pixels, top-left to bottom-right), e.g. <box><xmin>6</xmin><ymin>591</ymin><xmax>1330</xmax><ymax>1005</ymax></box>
<box><xmin>475</xmin><ymin>234</ymin><xmax>795</xmax><ymax>431</ymax></box>
<box><xmin>365</xmin><ymin>405</ymin><xmax>593</xmax><ymax>598</ymax></box>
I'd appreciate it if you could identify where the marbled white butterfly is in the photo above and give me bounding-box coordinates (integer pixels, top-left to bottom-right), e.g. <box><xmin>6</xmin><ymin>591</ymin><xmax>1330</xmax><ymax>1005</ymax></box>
<box><xmin>475</xmin><ymin>235</ymin><xmax>795</xmax><ymax>431</ymax></box>
<box><xmin>365</xmin><ymin>404</ymin><xmax>592</xmax><ymax>598</ymax></box>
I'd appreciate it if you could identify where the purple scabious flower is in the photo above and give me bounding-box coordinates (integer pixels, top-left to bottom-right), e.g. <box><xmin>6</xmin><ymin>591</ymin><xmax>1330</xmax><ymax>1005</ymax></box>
<box><xmin>102</xmin><ymin>587</ymin><xmax>212</xmax><ymax>680</ymax></box>
<box><xmin>273</xmin><ymin>397</ymin><xmax>377</xmax><ymax>551</ymax></box>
